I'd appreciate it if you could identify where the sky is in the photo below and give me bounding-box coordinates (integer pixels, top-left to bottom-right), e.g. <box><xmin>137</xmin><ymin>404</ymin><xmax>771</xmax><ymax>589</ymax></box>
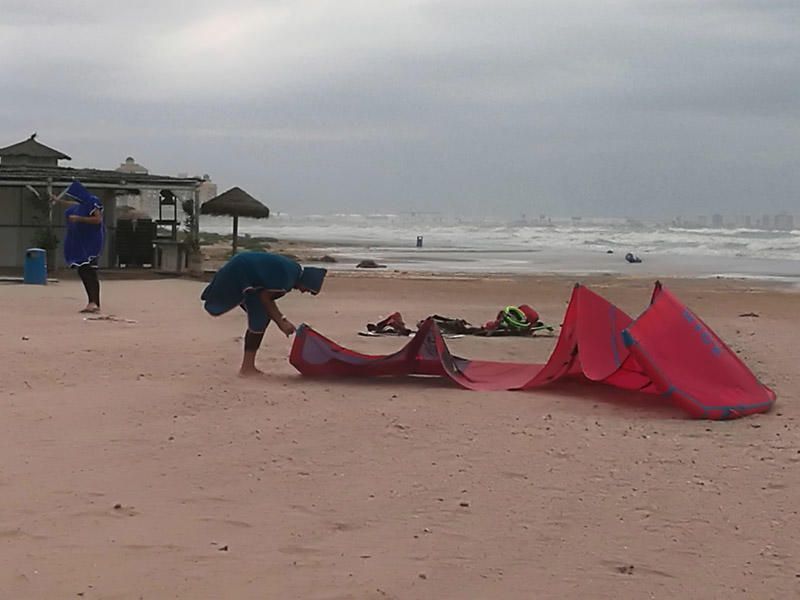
<box><xmin>1</xmin><ymin>0</ymin><xmax>798</xmax><ymax>218</ymax></box>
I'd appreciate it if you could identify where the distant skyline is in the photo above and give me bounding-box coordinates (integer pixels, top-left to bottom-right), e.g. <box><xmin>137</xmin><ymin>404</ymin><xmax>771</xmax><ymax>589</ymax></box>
<box><xmin>1</xmin><ymin>1</ymin><xmax>798</xmax><ymax>218</ymax></box>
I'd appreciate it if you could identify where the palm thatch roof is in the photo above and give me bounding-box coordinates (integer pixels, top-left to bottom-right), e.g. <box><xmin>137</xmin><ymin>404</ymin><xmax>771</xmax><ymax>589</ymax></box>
<box><xmin>201</xmin><ymin>186</ymin><xmax>269</xmax><ymax>219</ymax></box>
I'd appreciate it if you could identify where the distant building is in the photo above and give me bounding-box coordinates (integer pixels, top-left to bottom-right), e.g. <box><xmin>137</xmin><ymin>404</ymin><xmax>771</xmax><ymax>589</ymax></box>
<box><xmin>760</xmin><ymin>214</ymin><xmax>772</xmax><ymax>229</ymax></box>
<box><xmin>116</xmin><ymin>156</ymin><xmax>149</xmax><ymax>174</ymax></box>
<box><xmin>115</xmin><ymin>157</ymin><xmax>154</xmax><ymax>215</ymax></box>
<box><xmin>0</xmin><ymin>134</ymin><xmax>200</xmax><ymax>269</ymax></box>
<box><xmin>115</xmin><ymin>163</ymin><xmax>215</xmax><ymax>223</ymax></box>
<box><xmin>743</xmin><ymin>215</ymin><xmax>752</xmax><ymax>228</ymax></box>
<box><xmin>774</xmin><ymin>213</ymin><xmax>795</xmax><ymax>231</ymax></box>
<box><xmin>197</xmin><ymin>174</ymin><xmax>217</xmax><ymax>204</ymax></box>
<box><xmin>711</xmin><ymin>214</ymin><xmax>723</xmax><ymax>228</ymax></box>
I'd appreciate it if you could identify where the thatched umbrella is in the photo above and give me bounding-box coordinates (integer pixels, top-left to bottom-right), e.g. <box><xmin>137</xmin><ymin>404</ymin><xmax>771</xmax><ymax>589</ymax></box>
<box><xmin>200</xmin><ymin>186</ymin><xmax>270</xmax><ymax>253</ymax></box>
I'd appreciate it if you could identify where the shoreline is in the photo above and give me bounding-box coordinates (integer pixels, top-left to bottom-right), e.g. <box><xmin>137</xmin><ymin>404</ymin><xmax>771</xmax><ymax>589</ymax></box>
<box><xmin>199</xmin><ymin>233</ymin><xmax>800</xmax><ymax>288</ymax></box>
<box><xmin>24</xmin><ymin>264</ymin><xmax>799</xmax><ymax>295</ymax></box>
<box><xmin>5</xmin><ymin>233</ymin><xmax>794</xmax><ymax>287</ymax></box>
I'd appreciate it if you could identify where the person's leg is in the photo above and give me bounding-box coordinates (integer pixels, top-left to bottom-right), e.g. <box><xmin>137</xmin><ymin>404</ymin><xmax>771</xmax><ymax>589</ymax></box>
<box><xmin>77</xmin><ymin>265</ymin><xmax>100</xmax><ymax>312</ymax></box>
<box><xmin>86</xmin><ymin>267</ymin><xmax>100</xmax><ymax>308</ymax></box>
<box><xmin>240</xmin><ymin>330</ymin><xmax>265</xmax><ymax>376</ymax></box>
<box><xmin>77</xmin><ymin>265</ymin><xmax>91</xmax><ymax>301</ymax></box>
<box><xmin>239</xmin><ymin>291</ymin><xmax>270</xmax><ymax>376</ymax></box>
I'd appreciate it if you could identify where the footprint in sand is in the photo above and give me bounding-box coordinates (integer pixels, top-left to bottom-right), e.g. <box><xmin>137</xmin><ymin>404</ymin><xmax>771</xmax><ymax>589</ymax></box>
<box><xmin>331</xmin><ymin>521</ymin><xmax>361</xmax><ymax>532</ymax></box>
<box><xmin>278</xmin><ymin>544</ymin><xmax>327</xmax><ymax>556</ymax></box>
<box><xmin>197</xmin><ymin>517</ymin><xmax>253</xmax><ymax>529</ymax></box>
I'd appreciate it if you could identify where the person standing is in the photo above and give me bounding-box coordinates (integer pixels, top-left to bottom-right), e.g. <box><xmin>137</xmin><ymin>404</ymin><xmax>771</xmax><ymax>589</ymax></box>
<box><xmin>52</xmin><ymin>180</ymin><xmax>104</xmax><ymax>313</ymax></box>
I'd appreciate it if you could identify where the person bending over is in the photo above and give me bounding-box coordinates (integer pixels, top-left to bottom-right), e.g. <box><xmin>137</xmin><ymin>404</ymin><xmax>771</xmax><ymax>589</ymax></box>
<box><xmin>201</xmin><ymin>251</ymin><xmax>327</xmax><ymax>376</ymax></box>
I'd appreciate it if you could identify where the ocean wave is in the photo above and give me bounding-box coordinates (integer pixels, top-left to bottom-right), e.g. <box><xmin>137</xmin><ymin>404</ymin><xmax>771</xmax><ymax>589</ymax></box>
<box><xmin>200</xmin><ymin>214</ymin><xmax>800</xmax><ymax>262</ymax></box>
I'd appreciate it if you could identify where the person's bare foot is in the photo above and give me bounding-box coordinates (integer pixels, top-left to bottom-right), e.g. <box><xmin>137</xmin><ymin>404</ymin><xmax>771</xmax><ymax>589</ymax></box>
<box><xmin>238</xmin><ymin>366</ymin><xmax>266</xmax><ymax>378</ymax></box>
<box><xmin>80</xmin><ymin>303</ymin><xmax>100</xmax><ymax>314</ymax></box>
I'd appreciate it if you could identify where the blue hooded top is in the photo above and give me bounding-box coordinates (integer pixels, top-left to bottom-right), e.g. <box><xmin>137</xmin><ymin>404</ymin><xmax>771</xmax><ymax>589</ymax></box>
<box><xmin>201</xmin><ymin>252</ymin><xmax>327</xmax><ymax>318</ymax></box>
<box><xmin>62</xmin><ymin>180</ymin><xmax>104</xmax><ymax>267</ymax></box>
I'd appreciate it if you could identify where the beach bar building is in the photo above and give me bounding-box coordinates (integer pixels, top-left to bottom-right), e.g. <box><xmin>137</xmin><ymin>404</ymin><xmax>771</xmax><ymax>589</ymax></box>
<box><xmin>0</xmin><ymin>134</ymin><xmax>202</xmax><ymax>270</ymax></box>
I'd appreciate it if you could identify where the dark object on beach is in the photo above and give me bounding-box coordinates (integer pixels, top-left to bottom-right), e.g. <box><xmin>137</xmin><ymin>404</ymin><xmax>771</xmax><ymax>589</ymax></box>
<box><xmin>313</xmin><ymin>255</ymin><xmax>337</xmax><ymax>263</ymax></box>
<box><xmin>201</xmin><ymin>187</ymin><xmax>270</xmax><ymax>254</ymax></box>
<box><xmin>427</xmin><ymin>315</ymin><xmax>475</xmax><ymax>335</ymax></box>
<box><xmin>616</xmin><ymin>565</ymin><xmax>635</xmax><ymax>575</ymax></box>
<box><xmin>416</xmin><ymin>236</ymin><xmax>423</xmax><ymax>248</ymax></box>
<box><xmin>367</xmin><ymin>312</ymin><xmax>413</xmax><ymax>336</ymax></box>
<box><xmin>356</xmin><ymin>259</ymin><xmax>386</xmax><ymax>269</ymax></box>
<box><xmin>625</xmin><ymin>252</ymin><xmax>642</xmax><ymax>264</ymax></box>
<box><xmin>738</xmin><ymin>312</ymin><xmax>760</xmax><ymax>318</ymax></box>
<box><xmin>424</xmin><ymin>310</ymin><xmax>555</xmax><ymax>337</ymax></box>
<box><xmin>606</xmin><ymin>249</ymin><xmax>614</xmax><ymax>254</ymax></box>
<box><xmin>361</xmin><ymin>309</ymin><xmax>555</xmax><ymax>338</ymax></box>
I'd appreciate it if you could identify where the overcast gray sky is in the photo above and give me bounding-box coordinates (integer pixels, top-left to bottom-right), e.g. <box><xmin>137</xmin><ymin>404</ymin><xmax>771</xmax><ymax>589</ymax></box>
<box><xmin>1</xmin><ymin>0</ymin><xmax>798</xmax><ymax>218</ymax></box>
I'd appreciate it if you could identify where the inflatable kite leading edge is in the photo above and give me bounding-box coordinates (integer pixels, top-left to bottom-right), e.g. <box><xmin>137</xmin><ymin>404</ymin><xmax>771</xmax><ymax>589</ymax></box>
<box><xmin>290</xmin><ymin>283</ymin><xmax>775</xmax><ymax>420</ymax></box>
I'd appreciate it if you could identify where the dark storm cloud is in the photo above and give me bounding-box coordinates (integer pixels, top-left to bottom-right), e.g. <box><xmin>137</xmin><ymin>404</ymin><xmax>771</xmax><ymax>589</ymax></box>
<box><xmin>1</xmin><ymin>0</ymin><xmax>797</xmax><ymax>217</ymax></box>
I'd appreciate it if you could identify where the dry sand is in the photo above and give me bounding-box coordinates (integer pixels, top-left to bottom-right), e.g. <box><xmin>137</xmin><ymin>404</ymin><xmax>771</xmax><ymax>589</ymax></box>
<box><xmin>0</xmin><ymin>273</ymin><xmax>798</xmax><ymax>599</ymax></box>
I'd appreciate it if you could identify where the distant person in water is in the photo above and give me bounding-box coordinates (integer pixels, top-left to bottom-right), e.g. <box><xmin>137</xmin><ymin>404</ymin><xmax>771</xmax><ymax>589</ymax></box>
<box><xmin>625</xmin><ymin>252</ymin><xmax>642</xmax><ymax>264</ymax></box>
<box><xmin>51</xmin><ymin>181</ymin><xmax>104</xmax><ymax>313</ymax></box>
<box><xmin>201</xmin><ymin>252</ymin><xmax>327</xmax><ymax>376</ymax></box>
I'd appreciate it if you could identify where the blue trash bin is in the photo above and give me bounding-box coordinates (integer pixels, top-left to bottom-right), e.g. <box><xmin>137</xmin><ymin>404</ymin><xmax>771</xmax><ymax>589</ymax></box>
<box><xmin>23</xmin><ymin>248</ymin><xmax>48</xmax><ymax>285</ymax></box>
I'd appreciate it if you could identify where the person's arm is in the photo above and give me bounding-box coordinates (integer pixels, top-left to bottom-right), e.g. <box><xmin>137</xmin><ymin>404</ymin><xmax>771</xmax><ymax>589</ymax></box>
<box><xmin>258</xmin><ymin>290</ymin><xmax>296</xmax><ymax>336</ymax></box>
<box><xmin>51</xmin><ymin>193</ymin><xmax>78</xmax><ymax>206</ymax></box>
<box><xmin>68</xmin><ymin>209</ymin><xmax>103</xmax><ymax>225</ymax></box>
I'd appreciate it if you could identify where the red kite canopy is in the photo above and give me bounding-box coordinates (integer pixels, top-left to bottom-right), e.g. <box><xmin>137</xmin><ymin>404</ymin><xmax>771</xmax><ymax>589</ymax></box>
<box><xmin>290</xmin><ymin>283</ymin><xmax>775</xmax><ymax>420</ymax></box>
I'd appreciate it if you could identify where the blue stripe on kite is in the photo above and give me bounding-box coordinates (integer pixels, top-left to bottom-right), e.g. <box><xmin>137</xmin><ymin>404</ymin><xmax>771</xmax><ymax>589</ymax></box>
<box><xmin>624</xmin><ymin>337</ymin><xmax>774</xmax><ymax>416</ymax></box>
<box><xmin>609</xmin><ymin>306</ymin><xmax>621</xmax><ymax>368</ymax></box>
<box><xmin>621</xmin><ymin>329</ymin><xmax>635</xmax><ymax>348</ymax></box>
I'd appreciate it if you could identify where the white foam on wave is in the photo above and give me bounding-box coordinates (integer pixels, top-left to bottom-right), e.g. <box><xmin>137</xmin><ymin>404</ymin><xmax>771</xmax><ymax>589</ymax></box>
<box><xmin>203</xmin><ymin>214</ymin><xmax>800</xmax><ymax>260</ymax></box>
<box><xmin>201</xmin><ymin>214</ymin><xmax>800</xmax><ymax>279</ymax></box>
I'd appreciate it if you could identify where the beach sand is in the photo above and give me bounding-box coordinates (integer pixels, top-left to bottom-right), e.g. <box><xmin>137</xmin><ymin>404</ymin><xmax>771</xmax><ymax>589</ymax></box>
<box><xmin>1</xmin><ymin>273</ymin><xmax>797</xmax><ymax>599</ymax></box>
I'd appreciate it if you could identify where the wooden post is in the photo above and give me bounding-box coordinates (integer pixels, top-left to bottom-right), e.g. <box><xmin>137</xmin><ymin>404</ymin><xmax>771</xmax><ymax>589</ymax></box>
<box><xmin>193</xmin><ymin>186</ymin><xmax>201</xmax><ymax>244</ymax></box>
<box><xmin>232</xmin><ymin>214</ymin><xmax>239</xmax><ymax>255</ymax></box>
<box><xmin>46</xmin><ymin>177</ymin><xmax>54</xmax><ymax>271</ymax></box>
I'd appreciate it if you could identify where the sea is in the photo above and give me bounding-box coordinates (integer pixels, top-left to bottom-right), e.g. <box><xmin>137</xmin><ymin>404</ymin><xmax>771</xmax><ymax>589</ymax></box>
<box><xmin>201</xmin><ymin>213</ymin><xmax>800</xmax><ymax>283</ymax></box>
